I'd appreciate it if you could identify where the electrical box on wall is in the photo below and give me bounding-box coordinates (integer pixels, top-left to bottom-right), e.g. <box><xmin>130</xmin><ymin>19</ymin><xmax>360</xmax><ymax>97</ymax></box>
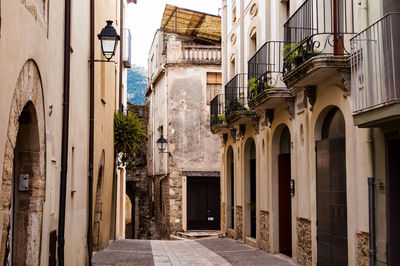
<box><xmin>19</xmin><ymin>174</ymin><xmax>29</xmax><ymax>192</ymax></box>
<box><xmin>290</xmin><ymin>179</ymin><xmax>295</xmax><ymax>196</ymax></box>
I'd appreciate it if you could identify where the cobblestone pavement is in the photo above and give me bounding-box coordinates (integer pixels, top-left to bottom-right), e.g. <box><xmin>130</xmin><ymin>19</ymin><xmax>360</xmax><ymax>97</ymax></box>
<box><xmin>92</xmin><ymin>238</ymin><xmax>297</xmax><ymax>266</ymax></box>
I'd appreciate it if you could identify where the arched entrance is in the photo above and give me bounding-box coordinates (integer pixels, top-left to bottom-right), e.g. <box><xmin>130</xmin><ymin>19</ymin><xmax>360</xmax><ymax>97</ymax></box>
<box><xmin>278</xmin><ymin>126</ymin><xmax>292</xmax><ymax>257</ymax></box>
<box><xmin>244</xmin><ymin>138</ymin><xmax>256</xmax><ymax>239</ymax></box>
<box><xmin>226</xmin><ymin>146</ymin><xmax>234</xmax><ymax>229</ymax></box>
<box><xmin>1</xmin><ymin>60</ymin><xmax>45</xmax><ymax>265</ymax></box>
<box><xmin>316</xmin><ymin>107</ymin><xmax>347</xmax><ymax>265</ymax></box>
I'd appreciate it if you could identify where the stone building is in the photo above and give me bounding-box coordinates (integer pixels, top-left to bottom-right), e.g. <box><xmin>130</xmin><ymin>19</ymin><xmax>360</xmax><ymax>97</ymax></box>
<box><xmin>0</xmin><ymin>0</ymin><xmax>134</xmax><ymax>264</ymax></box>
<box><xmin>213</xmin><ymin>0</ymin><xmax>400</xmax><ymax>265</ymax></box>
<box><xmin>146</xmin><ymin>5</ymin><xmax>222</xmax><ymax>238</ymax></box>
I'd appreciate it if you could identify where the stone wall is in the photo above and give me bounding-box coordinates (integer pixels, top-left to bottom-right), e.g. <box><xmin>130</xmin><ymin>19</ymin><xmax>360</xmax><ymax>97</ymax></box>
<box><xmin>152</xmin><ymin>175</ymin><xmax>170</xmax><ymax>239</ymax></box>
<box><xmin>297</xmin><ymin>217</ymin><xmax>312</xmax><ymax>266</ymax></box>
<box><xmin>257</xmin><ymin>210</ymin><xmax>270</xmax><ymax>252</ymax></box>
<box><xmin>356</xmin><ymin>231</ymin><xmax>369</xmax><ymax>266</ymax></box>
<box><xmin>235</xmin><ymin>205</ymin><xmax>243</xmax><ymax>239</ymax></box>
<box><xmin>221</xmin><ymin>202</ymin><xmax>226</xmax><ymax>233</ymax></box>
<box><xmin>168</xmin><ymin>170</ymin><xmax>183</xmax><ymax>233</ymax></box>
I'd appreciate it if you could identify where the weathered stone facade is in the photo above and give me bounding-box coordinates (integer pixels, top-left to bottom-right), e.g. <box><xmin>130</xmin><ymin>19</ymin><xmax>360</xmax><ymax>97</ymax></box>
<box><xmin>221</xmin><ymin>202</ymin><xmax>226</xmax><ymax>233</ymax></box>
<box><xmin>235</xmin><ymin>205</ymin><xmax>243</xmax><ymax>239</ymax></box>
<box><xmin>356</xmin><ymin>231</ymin><xmax>370</xmax><ymax>266</ymax></box>
<box><xmin>297</xmin><ymin>217</ymin><xmax>312</xmax><ymax>266</ymax></box>
<box><xmin>0</xmin><ymin>60</ymin><xmax>46</xmax><ymax>265</ymax></box>
<box><xmin>20</xmin><ymin>0</ymin><xmax>49</xmax><ymax>33</ymax></box>
<box><xmin>257</xmin><ymin>210</ymin><xmax>270</xmax><ymax>252</ymax></box>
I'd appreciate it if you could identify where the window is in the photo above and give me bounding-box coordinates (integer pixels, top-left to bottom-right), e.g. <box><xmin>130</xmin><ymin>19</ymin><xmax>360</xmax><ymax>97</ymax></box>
<box><xmin>206</xmin><ymin>72</ymin><xmax>222</xmax><ymax>104</ymax></box>
<box><xmin>250</xmin><ymin>31</ymin><xmax>257</xmax><ymax>56</ymax></box>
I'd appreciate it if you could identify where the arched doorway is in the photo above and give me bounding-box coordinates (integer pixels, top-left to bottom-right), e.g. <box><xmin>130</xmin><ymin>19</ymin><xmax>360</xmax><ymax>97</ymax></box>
<box><xmin>278</xmin><ymin>126</ymin><xmax>292</xmax><ymax>257</ymax></box>
<box><xmin>1</xmin><ymin>60</ymin><xmax>45</xmax><ymax>265</ymax></box>
<box><xmin>316</xmin><ymin>107</ymin><xmax>347</xmax><ymax>265</ymax></box>
<box><xmin>226</xmin><ymin>146</ymin><xmax>234</xmax><ymax>229</ymax></box>
<box><xmin>244</xmin><ymin>138</ymin><xmax>256</xmax><ymax>239</ymax></box>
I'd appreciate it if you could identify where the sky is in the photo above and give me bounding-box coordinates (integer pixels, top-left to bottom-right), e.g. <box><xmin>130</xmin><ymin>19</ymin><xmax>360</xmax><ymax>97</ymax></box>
<box><xmin>126</xmin><ymin>0</ymin><xmax>222</xmax><ymax>69</ymax></box>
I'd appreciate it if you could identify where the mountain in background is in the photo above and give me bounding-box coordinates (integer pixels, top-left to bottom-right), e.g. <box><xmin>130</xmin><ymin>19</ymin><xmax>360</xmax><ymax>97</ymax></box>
<box><xmin>127</xmin><ymin>64</ymin><xmax>147</xmax><ymax>104</ymax></box>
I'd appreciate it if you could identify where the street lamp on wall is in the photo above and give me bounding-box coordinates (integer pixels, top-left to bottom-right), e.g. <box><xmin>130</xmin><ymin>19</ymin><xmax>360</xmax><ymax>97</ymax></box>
<box><xmin>97</xmin><ymin>20</ymin><xmax>120</xmax><ymax>61</ymax></box>
<box><xmin>89</xmin><ymin>20</ymin><xmax>120</xmax><ymax>64</ymax></box>
<box><xmin>156</xmin><ymin>135</ymin><xmax>168</xmax><ymax>152</ymax></box>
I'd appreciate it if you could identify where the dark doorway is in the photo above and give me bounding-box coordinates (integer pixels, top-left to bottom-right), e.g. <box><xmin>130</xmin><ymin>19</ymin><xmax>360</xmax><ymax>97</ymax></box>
<box><xmin>278</xmin><ymin>126</ymin><xmax>292</xmax><ymax>257</ymax></box>
<box><xmin>250</xmin><ymin>156</ymin><xmax>256</xmax><ymax>238</ymax></box>
<box><xmin>316</xmin><ymin>107</ymin><xmax>348</xmax><ymax>265</ymax></box>
<box><xmin>227</xmin><ymin>146</ymin><xmax>235</xmax><ymax>229</ymax></box>
<box><xmin>386</xmin><ymin>135</ymin><xmax>400</xmax><ymax>266</ymax></box>
<box><xmin>187</xmin><ymin>176</ymin><xmax>220</xmax><ymax>230</ymax></box>
<box><xmin>245</xmin><ymin>139</ymin><xmax>256</xmax><ymax>239</ymax></box>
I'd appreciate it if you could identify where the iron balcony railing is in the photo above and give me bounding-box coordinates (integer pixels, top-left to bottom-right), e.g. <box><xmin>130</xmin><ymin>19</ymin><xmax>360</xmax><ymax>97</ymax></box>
<box><xmin>351</xmin><ymin>13</ymin><xmax>400</xmax><ymax>113</ymax></box>
<box><xmin>210</xmin><ymin>94</ymin><xmax>225</xmax><ymax>128</ymax></box>
<box><xmin>248</xmin><ymin>41</ymin><xmax>287</xmax><ymax>100</ymax></box>
<box><xmin>123</xmin><ymin>29</ymin><xmax>132</xmax><ymax>68</ymax></box>
<box><xmin>283</xmin><ymin>0</ymin><xmax>355</xmax><ymax>75</ymax></box>
<box><xmin>225</xmin><ymin>74</ymin><xmax>248</xmax><ymax>118</ymax></box>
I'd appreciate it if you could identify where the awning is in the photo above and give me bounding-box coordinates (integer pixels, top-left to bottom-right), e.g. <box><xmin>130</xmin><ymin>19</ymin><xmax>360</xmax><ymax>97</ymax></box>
<box><xmin>160</xmin><ymin>4</ymin><xmax>221</xmax><ymax>42</ymax></box>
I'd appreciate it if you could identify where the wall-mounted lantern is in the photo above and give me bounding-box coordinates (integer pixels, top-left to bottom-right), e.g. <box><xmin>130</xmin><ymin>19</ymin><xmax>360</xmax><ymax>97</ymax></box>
<box><xmin>156</xmin><ymin>135</ymin><xmax>168</xmax><ymax>152</ymax></box>
<box><xmin>97</xmin><ymin>20</ymin><xmax>120</xmax><ymax>61</ymax></box>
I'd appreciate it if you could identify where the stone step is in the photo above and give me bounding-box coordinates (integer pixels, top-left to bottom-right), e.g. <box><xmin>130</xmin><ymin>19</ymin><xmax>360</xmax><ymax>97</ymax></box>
<box><xmin>176</xmin><ymin>231</ymin><xmax>220</xmax><ymax>239</ymax></box>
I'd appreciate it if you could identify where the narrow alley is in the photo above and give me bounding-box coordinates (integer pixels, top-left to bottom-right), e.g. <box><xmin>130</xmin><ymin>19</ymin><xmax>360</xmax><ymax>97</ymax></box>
<box><xmin>92</xmin><ymin>238</ymin><xmax>297</xmax><ymax>266</ymax></box>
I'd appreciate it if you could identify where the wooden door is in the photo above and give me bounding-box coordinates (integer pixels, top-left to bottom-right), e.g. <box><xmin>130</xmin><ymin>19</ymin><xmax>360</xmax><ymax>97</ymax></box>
<box><xmin>187</xmin><ymin>176</ymin><xmax>220</xmax><ymax>230</ymax></box>
<box><xmin>316</xmin><ymin>137</ymin><xmax>348</xmax><ymax>266</ymax></box>
<box><xmin>387</xmin><ymin>137</ymin><xmax>400</xmax><ymax>266</ymax></box>
<box><xmin>279</xmin><ymin>153</ymin><xmax>292</xmax><ymax>255</ymax></box>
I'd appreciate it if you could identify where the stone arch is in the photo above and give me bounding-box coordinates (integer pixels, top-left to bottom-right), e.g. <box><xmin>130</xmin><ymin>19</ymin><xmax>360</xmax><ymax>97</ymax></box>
<box><xmin>93</xmin><ymin>150</ymin><xmax>105</xmax><ymax>251</ymax></box>
<box><xmin>0</xmin><ymin>59</ymin><xmax>46</xmax><ymax>265</ymax></box>
<box><xmin>314</xmin><ymin>105</ymin><xmax>345</xmax><ymax>141</ymax></box>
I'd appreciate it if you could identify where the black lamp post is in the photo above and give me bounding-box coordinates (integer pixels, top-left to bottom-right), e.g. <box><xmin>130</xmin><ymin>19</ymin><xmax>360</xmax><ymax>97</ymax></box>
<box><xmin>156</xmin><ymin>135</ymin><xmax>168</xmax><ymax>152</ymax></box>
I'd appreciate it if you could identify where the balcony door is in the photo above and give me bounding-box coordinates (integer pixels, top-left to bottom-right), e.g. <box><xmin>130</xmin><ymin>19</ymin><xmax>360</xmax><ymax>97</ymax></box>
<box><xmin>333</xmin><ymin>0</ymin><xmax>345</xmax><ymax>54</ymax></box>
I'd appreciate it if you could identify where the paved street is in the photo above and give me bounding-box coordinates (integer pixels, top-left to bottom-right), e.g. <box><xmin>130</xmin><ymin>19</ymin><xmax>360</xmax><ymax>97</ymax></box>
<box><xmin>92</xmin><ymin>238</ymin><xmax>297</xmax><ymax>266</ymax></box>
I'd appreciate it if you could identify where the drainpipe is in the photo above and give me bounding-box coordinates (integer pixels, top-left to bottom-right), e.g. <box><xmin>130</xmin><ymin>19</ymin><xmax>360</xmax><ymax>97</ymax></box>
<box><xmin>58</xmin><ymin>0</ymin><xmax>72</xmax><ymax>264</ymax></box>
<box><xmin>119</xmin><ymin>0</ymin><xmax>124</xmax><ymax>111</ymax></box>
<box><xmin>88</xmin><ymin>0</ymin><xmax>95</xmax><ymax>264</ymax></box>
<box><xmin>367</xmin><ymin>129</ymin><xmax>376</xmax><ymax>266</ymax></box>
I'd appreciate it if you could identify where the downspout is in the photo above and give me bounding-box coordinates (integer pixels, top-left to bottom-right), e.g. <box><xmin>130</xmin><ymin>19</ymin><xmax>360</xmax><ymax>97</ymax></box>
<box><xmin>88</xmin><ymin>0</ymin><xmax>95</xmax><ymax>264</ymax></box>
<box><xmin>58</xmin><ymin>0</ymin><xmax>72</xmax><ymax>264</ymax></box>
<box><xmin>119</xmin><ymin>0</ymin><xmax>124</xmax><ymax>111</ymax></box>
<box><xmin>367</xmin><ymin>129</ymin><xmax>376</xmax><ymax>266</ymax></box>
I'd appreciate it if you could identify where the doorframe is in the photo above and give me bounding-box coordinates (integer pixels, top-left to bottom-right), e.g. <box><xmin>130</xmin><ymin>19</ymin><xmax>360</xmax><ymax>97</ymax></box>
<box><xmin>182</xmin><ymin>171</ymin><xmax>220</xmax><ymax>231</ymax></box>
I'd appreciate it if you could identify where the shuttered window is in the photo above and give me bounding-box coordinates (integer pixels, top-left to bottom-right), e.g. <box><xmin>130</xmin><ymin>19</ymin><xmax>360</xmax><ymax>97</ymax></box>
<box><xmin>206</xmin><ymin>72</ymin><xmax>222</xmax><ymax>104</ymax></box>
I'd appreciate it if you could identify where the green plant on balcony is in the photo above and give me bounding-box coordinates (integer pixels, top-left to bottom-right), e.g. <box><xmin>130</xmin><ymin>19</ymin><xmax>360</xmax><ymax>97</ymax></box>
<box><xmin>218</xmin><ymin>114</ymin><xmax>225</xmax><ymax>123</ymax></box>
<box><xmin>248</xmin><ymin>77</ymin><xmax>259</xmax><ymax>97</ymax></box>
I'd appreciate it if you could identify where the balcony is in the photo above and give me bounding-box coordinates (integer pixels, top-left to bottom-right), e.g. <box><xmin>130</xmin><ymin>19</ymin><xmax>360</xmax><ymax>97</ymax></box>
<box><xmin>210</xmin><ymin>94</ymin><xmax>231</xmax><ymax>134</ymax></box>
<box><xmin>225</xmin><ymin>74</ymin><xmax>257</xmax><ymax>124</ymax></box>
<box><xmin>123</xmin><ymin>29</ymin><xmax>132</xmax><ymax>68</ymax></box>
<box><xmin>351</xmin><ymin>13</ymin><xmax>400</xmax><ymax>128</ymax></box>
<box><xmin>282</xmin><ymin>0</ymin><xmax>355</xmax><ymax>87</ymax></box>
<box><xmin>167</xmin><ymin>44</ymin><xmax>221</xmax><ymax>65</ymax></box>
<box><xmin>247</xmin><ymin>41</ymin><xmax>292</xmax><ymax>110</ymax></box>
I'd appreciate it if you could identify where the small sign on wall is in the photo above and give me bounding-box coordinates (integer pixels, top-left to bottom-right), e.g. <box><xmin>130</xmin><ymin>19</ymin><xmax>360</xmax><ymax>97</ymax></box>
<box><xmin>19</xmin><ymin>174</ymin><xmax>29</xmax><ymax>192</ymax></box>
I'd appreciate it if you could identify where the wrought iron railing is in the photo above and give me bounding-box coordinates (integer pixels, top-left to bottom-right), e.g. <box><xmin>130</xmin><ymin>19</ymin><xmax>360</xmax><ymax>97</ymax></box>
<box><xmin>210</xmin><ymin>94</ymin><xmax>225</xmax><ymax>128</ymax></box>
<box><xmin>123</xmin><ymin>29</ymin><xmax>132</xmax><ymax>68</ymax></box>
<box><xmin>225</xmin><ymin>74</ymin><xmax>248</xmax><ymax>118</ymax></box>
<box><xmin>248</xmin><ymin>41</ymin><xmax>287</xmax><ymax>100</ymax></box>
<box><xmin>351</xmin><ymin>13</ymin><xmax>400</xmax><ymax>113</ymax></box>
<box><xmin>283</xmin><ymin>0</ymin><xmax>355</xmax><ymax>75</ymax></box>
